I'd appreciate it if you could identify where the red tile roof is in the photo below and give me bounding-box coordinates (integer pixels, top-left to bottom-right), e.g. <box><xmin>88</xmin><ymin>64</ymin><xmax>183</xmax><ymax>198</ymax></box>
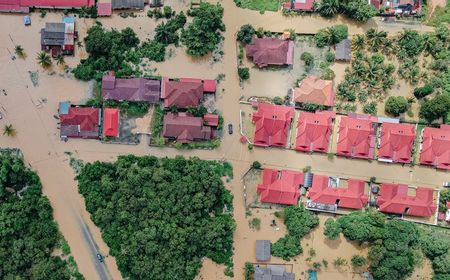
<box><xmin>257</xmin><ymin>169</ymin><xmax>303</xmax><ymax>205</ymax></box>
<box><xmin>336</xmin><ymin>116</ymin><xmax>376</xmax><ymax>159</ymax></box>
<box><xmin>0</xmin><ymin>0</ymin><xmax>29</xmax><ymax>12</ymax></box>
<box><xmin>378</xmin><ymin>123</ymin><xmax>416</xmax><ymax>164</ymax></box>
<box><xmin>21</xmin><ymin>0</ymin><xmax>94</xmax><ymax>7</ymax></box>
<box><xmin>163</xmin><ymin>112</ymin><xmax>214</xmax><ymax>143</ymax></box>
<box><xmin>97</xmin><ymin>2</ymin><xmax>112</xmax><ymax>16</ymax></box>
<box><xmin>294</xmin><ymin>76</ymin><xmax>335</xmax><ymax>107</ymax></box>
<box><xmin>103</xmin><ymin>108</ymin><xmax>119</xmax><ymax>137</ymax></box>
<box><xmin>282</xmin><ymin>0</ymin><xmax>314</xmax><ymax>11</ymax></box>
<box><xmin>308</xmin><ymin>175</ymin><xmax>368</xmax><ymax>209</ymax></box>
<box><xmin>180</xmin><ymin>78</ymin><xmax>217</xmax><ymax>93</ymax></box>
<box><xmin>245</xmin><ymin>38</ymin><xmax>294</xmax><ymax>68</ymax></box>
<box><xmin>59</xmin><ymin>107</ymin><xmax>99</xmax><ymax>138</ymax></box>
<box><xmin>295</xmin><ymin>111</ymin><xmax>335</xmax><ymax>153</ymax></box>
<box><xmin>377</xmin><ymin>183</ymin><xmax>436</xmax><ymax>217</ymax></box>
<box><xmin>102</xmin><ymin>75</ymin><xmax>161</xmax><ymax>103</ymax></box>
<box><xmin>203</xmin><ymin>114</ymin><xmax>219</xmax><ymax>127</ymax></box>
<box><xmin>419</xmin><ymin>125</ymin><xmax>450</xmax><ymax>170</ymax></box>
<box><xmin>161</xmin><ymin>77</ymin><xmax>204</xmax><ymax>109</ymax></box>
<box><xmin>252</xmin><ymin>103</ymin><xmax>294</xmax><ymax>148</ymax></box>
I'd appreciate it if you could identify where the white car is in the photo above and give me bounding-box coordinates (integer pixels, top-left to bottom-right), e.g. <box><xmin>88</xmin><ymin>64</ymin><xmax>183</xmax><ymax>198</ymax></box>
<box><xmin>444</xmin><ymin>182</ymin><xmax>450</xmax><ymax>188</ymax></box>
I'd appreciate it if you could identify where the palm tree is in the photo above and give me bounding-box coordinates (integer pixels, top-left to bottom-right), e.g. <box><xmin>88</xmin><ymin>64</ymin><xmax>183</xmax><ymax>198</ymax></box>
<box><xmin>36</xmin><ymin>51</ymin><xmax>52</xmax><ymax>68</ymax></box>
<box><xmin>365</xmin><ymin>28</ymin><xmax>387</xmax><ymax>52</ymax></box>
<box><xmin>351</xmin><ymin>34</ymin><xmax>365</xmax><ymax>52</ymax></box>
<box><xmin>76</xmin><ymin>41</ymin><xmax>83</xmax><ymax>49</ymax></box>
<box><xmin>316</xmin><ymin>0</ymin><xmax>340</xmax><ymax>17</ymax></box>
<box><xmin>14</xmin><ymin>45</ymin><xmax>25</xmax><ymax>58</ymax></box>
<box><xmin>56</xmin><ymin>54</ymin><xmax>65</xmax><ymax>66</ymax></box>
<box><xmin>3</xmin><ymin>124</ymin><xmax>16</xmax><ymax>137</ymax></box>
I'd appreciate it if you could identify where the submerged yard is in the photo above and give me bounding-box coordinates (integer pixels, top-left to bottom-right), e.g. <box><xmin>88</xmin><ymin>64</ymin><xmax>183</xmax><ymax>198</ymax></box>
<box><xmin>233</xmin><ymin>0</ymin><xmax>281</xmax><ymax>12</ymax></box>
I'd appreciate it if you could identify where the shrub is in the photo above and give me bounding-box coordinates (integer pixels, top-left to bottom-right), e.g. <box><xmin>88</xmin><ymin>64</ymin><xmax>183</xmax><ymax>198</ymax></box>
<box><xmin>315</xmin><ymin>24</ymin><xmax>348</xmax><ymax>48</ymax></box>
<box><xmin>238</xmin><ymin>67</ymin><xmax>250</xmax><ymax>80</ymax></box>
<box><xmin>320</xmin><ymin>68</ymin><xmax>335</xmax><ymax>80</ymax></box>
<box><xmin>351</xmin><ymin>255</ymin><xmax>367</xmax><ymax>268</ymax></box>
<box><xmin>324</xmin><ymin>218</ymin><xmax>341</xmax><ymax>240</ymax></box>
<box><xmin>301</xmin><ymin>51</ymin><xmax>314</xmax><ymax>70</ymax></box>
<box><xmin>249</xmin><ymin>218</ymin><xmax>261</xmax><ymax>230</ymax></box>
<box><xmin>325</xmin><ymin>51</ymin><xmax>335</xmax><ymax>63</ymax></box>
<box><xmin>334</xmin><ymin>257</ymin><xmax>347</xmax><ymax>267</ymax></box>
<box><xmin>414</xmin><ymin>84</ymin><xmax>434</xmax><ymax>99</ymax></box>
<box><xmin>237</xmin><ymin>24</ymin><xmax>255</xmax><ymax>45</ymax></box>
<box><xmin>251</xmin><ymin>161</ymin><xmax>262</xmax><ymax>169</ymax></box>
<box><xmin>419</xmin><ymin>94</ymin><xmax>450</xmax><ymax>123</ymax></box>
<box><xmin>272</xmin><ymin>96</ymin><xmax>284</xmax><ymax>105</ymax></box>
<box><xmin>385</xmin><ymin>96</ymin><xmax>408</xmax><ymax>116</ymax></box>
<box><xmin>244</xmin><ymin>262</ymin><xmax>254</xmax><ymax>280</ymax></box>
<box><xmin>163</xmin><ymin>5</ymin><xmax>172</xmax><ymax>18</ymax></box>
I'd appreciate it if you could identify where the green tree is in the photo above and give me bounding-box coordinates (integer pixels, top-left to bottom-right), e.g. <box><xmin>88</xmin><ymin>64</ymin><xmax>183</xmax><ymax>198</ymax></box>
<box><xmin>351</xmin><ymin>255</ymin><xmax>367</xmax><ymax>268</ymax></box>
<box><xmin>37</xmin><ymin>51</ymin><xmax>52</xmax><ymax>68</ymax></box>
<box><xmin>419</xmin><ymin>94</ymin><xmax>450</xmax><ymax>123</ymax></box>
<box><xmin>365</xmin><ymin>28</ymin><xmax>387</xmax><ymax>52</ymax></box>
<box><xmin>251</xmin><ymin>161</ymin><xmax>262</xmax><ymax>169</ymax></box>
<box><xmin>315</xmin><ymin>25</ymin><xmax>348</xmax><ymax>48</ymax></box>
<box><xmin>238</xmin><ymin>67</ymin><xmax>250</xmax><ymax>80</ymax></box>
<box><xmin>324</xmin><ymin>218</ymin><xmax>341</xmax><ymax>240</ymax></box>
<box><xmin>237</xmin><ymin>24</ymin><xmax>255</xmax><ymax>45</ymax></box>
<box><xmin>244</xmin><ymin>262</ymin><xmax>254</xmax><ymax>280</ymax></box>
<box><xmin>301</xmin><ymin>51</ymin><xmax>314</xmax><ymax>71</ymax></box>
<box><xmin>433</xmin><ymin>254</ymin><xmax>450</xmax><ymax>275</ymax></box>
<box><xmin>352</xmin><ymin>34</ymin><xmax>365</xmax><ymax>52</ymax></box>
<box><xmin>385</xmin><ymin>96</ymin><xmax>409</xmax><ymax>116</ymax></box>
<box><xmin>272</xmin><ymin>96</ymin><xmax>283</xmax><ymax>105</ymax></box>
<box><xmin>272</xmin><ymin>235</ymin><xmax>302</xmax><ymax>261</ymax></box>
<box><xmin>14</xmin><ymin>45</ymin><xmax>25</xmax><ymax>58</ymax></box>
<box><xmin>316</xmin><ymin>0</ymin><xmax>340</xmax><ymax>17</ymax></box>
<box><xmin>56</xmin><ymin>54</ymin><xmax>65</xmax><ymax>66</ymax></box>
<box><xmin>3</xmin><ymin>124</ymin><xmax>16</xmax><ymax>137</ymax></box>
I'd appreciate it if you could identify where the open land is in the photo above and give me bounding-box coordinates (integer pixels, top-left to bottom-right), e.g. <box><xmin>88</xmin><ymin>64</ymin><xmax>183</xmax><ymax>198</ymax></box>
<box><xmin>0</xmin><ymin>1</ymin><xmax>448</xmax><ymax>279</ymax></box>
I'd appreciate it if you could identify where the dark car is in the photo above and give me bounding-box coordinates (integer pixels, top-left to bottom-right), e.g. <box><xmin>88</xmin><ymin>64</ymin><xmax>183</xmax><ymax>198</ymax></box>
<box><xmin>228</xmin><ymin>124</ymin><xmax>233</xmax><ymax>135</ymax></box>
<box><xmin>97</xmin><ymin>253</ymin><xmax>104</xmax><ymax>262</ymax></box>
<box><xmin>395</xmin><ymin>4</ymin><xmax>413</xmax><ymax>15</ymax></box>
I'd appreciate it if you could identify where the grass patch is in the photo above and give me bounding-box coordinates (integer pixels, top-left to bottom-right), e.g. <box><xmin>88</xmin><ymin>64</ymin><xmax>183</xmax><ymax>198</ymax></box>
<box><xmin>104</xmin><ymin>100</ymin><xmax>149</xmax><ymax>118</ymax></box>
<box><xmin>427</xmin><ymin>3</ymin><xmax>450</xmax><ymax>27</ymax></box>
<box><xmin>234</xmin><ymin>0</ymin><xmax>280</xmax><ymax>12</ymax></box>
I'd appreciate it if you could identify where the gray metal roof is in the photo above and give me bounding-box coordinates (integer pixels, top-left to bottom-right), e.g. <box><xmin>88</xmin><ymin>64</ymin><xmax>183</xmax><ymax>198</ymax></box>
<box><xmin>112</xmin><ymin>0</ymin><xmax>145</xmax><ymax>9</ymax></box>
<box><xmin>45</xmin><ymin>22</ymin><xmax>65</xmax><ymax>33</ymax></box>
<box><xmin>256</xmin><ymin>240</ymin><xmax>271</xmax><ymax>261</ymax></box>
<box><xmin>253</xmin><ymin>265</ymin><xmax>295</xmax><ymax>280</ymax></box>
<box><xmin>335</xmin><ymin>38</ymin><xmax>351</xmax><ymax>61</ymax></box>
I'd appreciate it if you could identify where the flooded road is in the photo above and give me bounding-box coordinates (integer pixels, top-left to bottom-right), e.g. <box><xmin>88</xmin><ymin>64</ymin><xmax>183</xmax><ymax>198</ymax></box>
<box><xmin>0</xmin><ymin>1</ymin><xmax>443</xmax><ymax>280</ymax></box>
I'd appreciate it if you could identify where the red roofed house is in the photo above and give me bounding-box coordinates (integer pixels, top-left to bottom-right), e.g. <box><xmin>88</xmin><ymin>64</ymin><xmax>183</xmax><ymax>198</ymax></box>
<box><xmin>282</xmin><ymin>0</ymin><xmax>314</xmax><ymax>11</ymax></box>
<box><xmin>295</xmin><ymin>111</ymin><xmax>335</xmax><ymax>153</ymax></box>
<box><xmin>163</xmin><ymin>112</ymin><xmax>216</xmax><ymax>143</ymax></box>
<box><xmin>377</xmin><ymin>183</ymin><xmax>436</xmax><ymax>217</ymax></box>
<box><xmin>102</xmin><ymin>74</ymin><xmax>161</xmax><ymax>103</ymax></box>
<box><xmin>0</xmin><ymin>0</ymin><xmax>94</xmax><ymax>12</ymax></box>
<box><xmin>252</xmin><ymin>103</ymin><xmax>295</xmax><ymax>148</ymax></box>
<box><xmin>419</xmin><ymin>125</ymin><xmax>450</xmax><ymax>170</ymax></box>
<box><xmin>336</xmin><ymin>115</ymin><xmax>377</xmax><ymax>159</ymax></box>
<box><xmin>97</xmin><ymin>1</ymin><xmax>112</xmax><ymax>16</ymax></box>
<box><xmin>246</xmin><ymin>38</ymin><xmax>294</xmax><ymax>68</ymax></box>
<box><xmin>294</xmin><ymin>76</ymin><xmax>335</xmax><ymax>107</ymax></box>
<box><xmin>161</xmin><ymin>77</ymin><xmax>216</xmax><ymax>109</ymax></box>
<box><xmin>203</xmin><ymin>114</ymin><xmax>219</xmax><ymax>127</ymax></box>
<box><xmin>308</xmin><ymin>175</ymin><xmax>368</xmax><ymax>209</ymax></box>
<box><xmin>103</xmin><ymin>108</ymin><xmax>119</xmax><ymax>138</ymax></box>
<box><xmin>59</xmin><ymin>104</ymin><xmax>100</xmax><ymax>139</ymax></box>
<box><xmin>257</xmin><ymin>168</ymin><xmax>303</xmax><ymax>205</ymax></box>
<box><xmin>0</xmin><ymin>0</ymin><xmax>29</xmax><ymax>12</ymax></box>
<box><xmin>378</xmin><ymin>122</ymin><xmax>416</xmax><ymax>164</ymax></box>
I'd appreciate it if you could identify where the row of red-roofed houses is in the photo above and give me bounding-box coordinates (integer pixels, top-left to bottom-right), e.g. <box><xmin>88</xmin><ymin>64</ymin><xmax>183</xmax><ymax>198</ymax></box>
<box><xmin>256</xmin><ymin>167</ymin><xmax>438</xmax><ymax>220</ymax></box>
<box><xmin>58</xmin><ymin>73</ymin><xmax>219</xmax><ymax>142</ymax></box>
<box><xmin>249</xmin><ymin>101</ymin><xmax>450</xmax><ymax>171</ymax></box>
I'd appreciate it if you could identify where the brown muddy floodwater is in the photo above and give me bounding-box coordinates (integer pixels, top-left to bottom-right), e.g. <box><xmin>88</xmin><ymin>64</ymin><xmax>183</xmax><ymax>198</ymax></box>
<box><xmin>0</xmin><ymin>1</ymin><xmax>442</xmax><ymax>279</ymax></box>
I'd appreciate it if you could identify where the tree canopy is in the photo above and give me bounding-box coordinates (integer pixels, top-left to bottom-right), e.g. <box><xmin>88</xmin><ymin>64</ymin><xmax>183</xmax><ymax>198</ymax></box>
<box><xmin>419</xmin><ymin>94</ymin><xmax>450</xmax><ymax>123</ymax></box>
<box><xmin>0</xmin><ymin>149</ymin><xmax>73</xmax><ymax>280</ymax></box>
<box><xmin>316</xmin><ymin>0</ymin><xmax>377</xmax><ymax>22</ymax></box>
<box><xmin>384</xmin><ymin>96</ymin><xmax>409</xmax><ymax>116</ymax></box>
<box><xmin>76</xmin><ymin>155</ymin><xmax>235</xmax><ymax>280</ymax></box>
<box><xmin>315</xmin><ymin>24</ymin><xmax>348</xmax><ymax>48</ymax></box>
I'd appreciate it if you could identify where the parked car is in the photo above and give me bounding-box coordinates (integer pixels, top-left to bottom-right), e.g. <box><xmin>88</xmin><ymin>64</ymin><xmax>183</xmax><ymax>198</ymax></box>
<box><xmin>96</xmin><ymin>253</ymin><xmax>104</xmax><ymax>262</ymax></box>
<box><xmin>395</xmin><ymin>4</ymin><xmax>413</xmax><ymax>15</ymax></box>
<box><xmin>228</xmin><ymin>124</ymin><xmax>233</xmax><ymax>135</ymax></box>
<box><xmin>444</xmin><ymin>182</ymin><xmax>450</xmax><ymax>188</ymax></box>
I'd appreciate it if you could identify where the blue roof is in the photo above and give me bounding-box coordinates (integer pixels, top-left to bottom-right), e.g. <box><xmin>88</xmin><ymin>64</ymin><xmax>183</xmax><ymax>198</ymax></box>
<box><xmin>62</xmin><ymin>16</ymin><xmax>75</xmax><ymax>24</ymax></box>
<box><xmin>308</xmin><ymin>271</ymin><xmax>317</xmax><ymax>280</ymax></box>
<box><xmin>59</xmin><ymin>102</ymin><xmax>70</xmax><ymax>114</ymax></box>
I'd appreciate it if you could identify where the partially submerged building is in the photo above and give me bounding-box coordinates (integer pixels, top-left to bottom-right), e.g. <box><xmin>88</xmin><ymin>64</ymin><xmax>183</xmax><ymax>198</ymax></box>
<box><xmin>59</xmin><ymin>102</ymin><xmax>100</xmax><ymax>139</ymax></box>
<box><xmin>335</xmin><ymin>38</ymin><xmax>352</xmax><ymax>61</ymax></box>
<box><xmin>293</xmin><ymin>76</ymin><xmax>335</xmax><ymax>107</ymax></box>
<box><xmin>419</xmin><ymin>125</ymin><xmax>450</xmax><ymax>170</ymax></box>
<box><xmin>162</xmin><ymin>112</ymin><xmax>216</xmax><ymax>143</ymax></box>
<box><xmin>252</xmin><ymin>103</ymin><xmax>294</xmax><ymax>148</ymax></box>
<box><xmin>295</xmin><ymin>111</ymin><xmax>335</xmax><ymax>153</ymax></box>
<box><xmin>254</xmin><ymin>265</ymin><xmax>295</xmax><ymax>280</ymax></box>
<box><xmin>103</xmin><ymin>108</ymin><xmax>119</xmax><ymax>138</ymax></box>
<box><xmin>376</xmin><ymin>183</ymin><xmax>436</xmax><ymax>217</ymax></box>
<box><xmin>257</xmin><ymin>168</ymin><xmax>303</xmax><ymax>205</ymax></box>
<box><xmin>245</xmin><ymin>38</ymin><xmax>294</xmax><ymax>68</ymax></box>
<box><xmin>336</xmin><ymin>115</ymin><xmax>377</xmax><ymax>159</ymax></box>
<box><xmin>378</xmin><ymin>122</ymin><xmax>416</xmax><ymax>164</ymax></box>
<box><xmin>281</xmin><ymin>0</ymin><xmax>314</xmax><ymax>11</ymax></box>
<box><xmin>111</xmin><ymin>0</ymin><xmax>144</xmax><ymax>10</ymax></box>
<box><xmin>161</xmin><ymin>77</ymin><xmax>216</xmax><ymax>109</ymax></box>
<box><xmin>255</xmin><ymin>240</ymin><xmax>271</xmax><ymax>262</ymax></box>
<box><xmin>0</xmin><ymin>0</ymin><xmax>94</xmax><ymax>13</ymax></box>
<box><xmin>102</xmin><ymin>74</ymin><xmax>161</xmax><ymax>103</ymax></box>
<box><xmin>41</xmin><ymin>16</ymin><xmax>76</xmax><ymax>57</ymax></box>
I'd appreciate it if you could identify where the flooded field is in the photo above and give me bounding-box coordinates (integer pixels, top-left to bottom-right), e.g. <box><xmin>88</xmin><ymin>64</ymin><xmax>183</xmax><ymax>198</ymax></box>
<box><xmin>0</xmin><ymin>0</ymin><xmax>446</xmax><ymax>279</ymax></box>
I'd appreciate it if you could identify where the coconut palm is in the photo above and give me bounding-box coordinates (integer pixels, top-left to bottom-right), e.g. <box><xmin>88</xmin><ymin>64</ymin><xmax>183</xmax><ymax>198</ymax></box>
<box><xmin>351</xmin><ymin>34</ymin><xmax>365</xmax><ymax>52</ymax></box>
<box><xmin>3</xmin><ymin>124</ymin><xmax>16</xmax><ymax>137</ymax></box>
<box><xmin>36</xmin><ymin>51</ymin><xmax>52</xmax><ymax>68</ymax></box>
<box><xmin>56</xmin><ymin>54</ymin><xmax>65</xmax><ymax>66</ymax></box>
<box><xmin>316</xmin><ymin>0</ymin><xmax>340</xmax><ymax>17</ymax></box>
<box><xmin>14</xmin><ymin>45</ymin><xmax>25</xmax><ymax>58</ymax></box>
<box><xmin>421</xmin><ymin>33</ymin><xmax>437</xmax><ymax>56</ymax></box>
<box><xmin>365</xmin><ymin>28</ymin><xmax>387</xmax><ymax>52</ymax></box>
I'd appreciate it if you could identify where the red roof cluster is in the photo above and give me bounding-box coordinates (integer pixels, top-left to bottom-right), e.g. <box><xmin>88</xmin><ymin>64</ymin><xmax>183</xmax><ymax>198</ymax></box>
<box><xmin>377</xmin><ymin>183</ymin><xmax>436</xmax><ymax>217</ymax></box>
<box><xmin>308</xmin><ymin>175</ymin><xmax>368</xmax><ymax>209</ymax></box>
<box><xmin>163</xmin><ymin>112</ymin><xmax>216</xmax><ymax>143</ymax></box>
<box><xmin>103</xmin><ymin>108</ymin><xmax>119</xmax><ymax>138</ymax></box>
<box><xmin>252</xmin><ymin>103</ymin><xmax>294</xmax><ymax>148</ymax></box>
<box><xmin>378</xmin><ymin>122</ymin><xmax>416</xmax><ymax>164</ymax></box>
<box><xmin>245</xmin><ymin>38</ymin><xmax>294</xmax><ymax>68</ymax></box>
<box><xmin>419</xmin><ymin>125</ymin><xmax>450</xmax><ymax>170</ymax></box>
<box><xmin>336</xmin><ymin>115</ymin><xmax>377</xmax><ymax>159</ymax></box>
<box><xmin>0</xmin><ymin>0</ymin><xmax>93</xmax><ymax>12</ymax></box>
<box><xmin>257</xmin><ymin>169</ymin><xmax>303</xmax><ymax>205</ymax></box>
<box><xmin>282</xmin><ymin>0</ymin><xmax>314</xmax><ymax>11</ymax></box>
<box><xmin>60</xmin><ymin>107</ymin><xmax>99</xmax><ymax>139</ymax></box>
<box><xmin>295</xmin><ymin>111</ymin><xmax>335</xmax><ymax>153</ymax></box>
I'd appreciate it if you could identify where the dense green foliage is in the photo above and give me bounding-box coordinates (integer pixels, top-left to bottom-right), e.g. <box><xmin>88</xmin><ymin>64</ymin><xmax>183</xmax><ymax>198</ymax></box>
<box><xmin>419</xmin><ymin>94</ymin><xmax>450</xmax><ymax>123</ymax></box>
<box><xmin>0</xmin><ymin>149</ymin><xmax>73</xmax><ymax>279</ymax></box>
<box><xmin>154</xmin><ymin>12</ymin><xmax>187</xmax><ymax>46</ymax></box>
<box><xmin>181</xmin><ymin>3</ymin><xmax>225</xmax><ymax>57</ymax></box>
<box><xmin>420</xmin><ymin>227</ymin><xmax>450</xmax><ymax>279</ymax></box>
<box><xmin>244</xmin><ymin>262</ymin><xmax>254</xmax><ymax>280</ymax></box>
<box><xmin>315</xmin><ymin>24</ymin><xmax>348</xmax><ymax>48</ymax></box>
<box><xmin>427</xmin><ymin>2</ymin><xmax>450</xmax><ymax>27</ymax></box>
<box><xmin>300</xmin><ymin>51</ymin><xmax>314</xmax><ymax>71</ymax></box>
<box><xmin>271</xmin><ymin>206</ymin><xmax>319</xmax><ymax>261</ymax></box>
<box><xmin>414</xmin><ymin>84</ymin><xmax>434</xmax><ymax>99</ymax></box>
<box><xmin>77</xmin><ymin>155</ymin><xmax>235</xmax><ymax>280</ymax></box>
<box><xmin>351</xmin><ymin>255</ymin><xmax>367</xmax><ymax>268</ymax></box>
<box><xmin>233</xmin><ymin>0</ymin><xmax>280</xmax><ymax>12</ymax></box>
<box><xmin>324</xmin><ymin>218</ymin><xmax>341</xmax><ymax>240</ymax></box>
<box><xmin>316</xmin><ymin>0</ymin><xmax>377</xmax><ymax>22</ymax></box>
<box><xmin>104</xmin><ymin>100</ymin><xmax>149</xmax><ymax>117</ymax></box>
<box><xmin>384</xmin><ymin>96</ymin><xmax>408</xmax><ymax>116</ymax></box>
<box><xmin>237</xmin><ymin>24</ymin><xmax>255</xmax><ymax>45</ymax></box>
<box><xmin>238</xmin><ymin>67</ymin><xmax>250</xmax><ymax>80</ymax></box>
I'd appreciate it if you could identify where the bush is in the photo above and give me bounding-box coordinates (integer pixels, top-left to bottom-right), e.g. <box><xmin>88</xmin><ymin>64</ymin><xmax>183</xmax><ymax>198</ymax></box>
<box><xmin>251</xmin><ymin>161</ymin><xmax>262</xmax><ymax>169</ymax></box>
<box><xmin>140</xmin><ymin>40</ymin><xmax>166</xmax><ymax>62</ymax></box>
<box><xmin>244</xmin><ymin>262</ymin><xmax>254</xmax><ymax>280</ymax></box>
<box><xmin>324</xmin><ymin>218</ymin><xmax>341</xmax><ymax>240</ymax></box>
<box><xmin>272</xmin><ymin>96</ymin><xmax>284</xmax><ymax>105</ymax></box>
<box><xmin>237</xmin><ymin>24</ymin><xmax>255</xmax><ymax>45</ymax></box>
<box><xmin>414</xmin><ymin>84</ymin><xmax>434</xmax><ymax>99</ymax></box>
<box><xmin>420</xmin><ymin>94</ymin><xmax>450</xmax><ymax>123</ymax></box>
<box><xmin>249</xmin><ymin>218</ymin><xmax>261</xmax><ymax>230</ymax></box>
<box><xmin>315</xmin><ymin>25</ymin><xmax>348</xmax><ymax>48</ymax></box>
<box><xmin>325</xmin><ymin>51</ymin><xmax>335</xmax><ymax>63</ymax></box>
<box><xmin>385</xmin><ymin>96</ymin><xmax>408</xmax><ymax>116</ymax></box>
<box><xmin>272</xmin><ymin>235</ymin><xmax>302</xmax><ymax>261</ymax></box>
<box><xmin>351</xmin><ymin>255</ymin><xmax>367</xmax><ymax>268</ymax></box>
<box><xmin>320</xmin><ymin>68</ymin><xmax>335</xmax><ymax>80</ymax></box>
<box><xmin>163</xmin><ymin>5</ymin><xmax>172</xmax><ymax>18</ymax></box>
<box><xmin>238</xmin><ymin>67</ymin><xmax>250</xmax><ymax>80</ymax></box>
<box><xmin>301</xmin><ymin>51</ymin><xmax>314</xmax><ymax>70</ymax></box>
<box><xmin>334</xmin><ymin>257</ymin><xmax>347</xmax><ymax>267</ymax></box>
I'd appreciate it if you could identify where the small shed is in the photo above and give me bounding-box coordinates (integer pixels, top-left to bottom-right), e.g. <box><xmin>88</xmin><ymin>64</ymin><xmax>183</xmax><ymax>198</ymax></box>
<box><xmin>23</xmin><ymin>16</ymin><xmax>31</xmax><ymax>26</ymax></box>
<box><xmin>256</xmin><ymin>240</ymin><xmax>271</xmax><ymax>262</ymax></box>
<box><xmin>335</xmin><ymin>38</ymin><xmax>351</xmax><ymax>61</ymax></box>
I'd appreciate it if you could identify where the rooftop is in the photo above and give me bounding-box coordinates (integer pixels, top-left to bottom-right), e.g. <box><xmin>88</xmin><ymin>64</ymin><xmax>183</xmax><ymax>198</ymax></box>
<box><xmin>102</xmin><ymin>75</ymin><xmax>161</xmax><ymax>103</ymax></box>
<box><xmin>161</xmin><ymin>77</ymin><xmax>204</xmax><ymax>109</ymax></box>
<box><xmin>295</xmin><ymin>111</ymin><xmax>335</xmax><ymax>153</ymax></box>
<box><xmin>257</xmin><ymin>168</ymin><xmax>303</xmax><ymax>205</ymax></box>
<box><xmin>336</xmin><ymin>115</ymin><xmax>376</xmax><ymax>159</ymax></box>
<box><xmin>293</xmin><ymin>76</ymin><xmax>335</xmax><ymax>107</ymax></box>
<box><xmin>59</xmin><ymin>105</ymin><xmax>99</xmax><ymax>139</ymax></box>
<box><xmin>378</xmin><ymin>122</ymin><xmax>416</xmax><ymax>164</ymax></box>
<box><xmin>419</xmin><ymin>125</ymin><xmax>450</xmax><ymax>170</ymax></box>
<box><xmin>246</xmin><ymin>38</ymin><xmax>294</xmax><ymax>68</ymax></box>
<box><xmin>162</xmin><ymin>112</ymin><xmax>214</xmax><ymax>143</ymax></box>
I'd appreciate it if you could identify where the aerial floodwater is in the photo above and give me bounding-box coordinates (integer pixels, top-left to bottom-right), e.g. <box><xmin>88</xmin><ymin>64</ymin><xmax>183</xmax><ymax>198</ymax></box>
<box><xmin>0</xmin><ymin>0</ymin><xmax>449</xmax><ymax>279</ymax></box>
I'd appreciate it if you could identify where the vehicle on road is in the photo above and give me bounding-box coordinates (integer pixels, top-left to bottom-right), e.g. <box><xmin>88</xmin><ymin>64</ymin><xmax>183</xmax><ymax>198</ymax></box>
<box><xmin>444</xmin><ymin>182</ymin><xmax>450</xmax><ymax>188</ymax></box>
<box><xmin>228</xmin><ymin>124</ymin><xmax>233</xmax><ymax>135</ymax></box>
<box><xmin>97</xmin><ymin>253</ymin><xmax>104</xmax><ymax>262</ymax></box>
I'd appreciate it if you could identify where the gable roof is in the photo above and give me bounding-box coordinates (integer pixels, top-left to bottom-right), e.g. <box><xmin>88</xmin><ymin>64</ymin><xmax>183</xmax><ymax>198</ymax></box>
<box><xmin>282</xmin><ymin>0</ymin><xmax>314</xmax><ymax>11</ymax></box>
<box><xmin>419</xmin><ymin>125</ymin><xmax>450</xmax><ymax>170</ymax></box>
<box><xmin>163</xmin><ymin>112</ymin><xmax>213</xmax><ymax>143</ymax></box>
<box><xmin>59</xmin><ymin>106</ymin><xmax>99</xmax><ymax>138</ymax></box>
<box><xmin>255</xmin><ymin>265</ymin><xmax>295</xmax><ymax>280</ymax></box>
<box><xmin>335</xmin><ymin>39</ymin><xmax>352</xmax><ymax>61</ymax></box>
<box><xmin>377</xmin><ymin>183</ymin><xmax>436</xmax><ymax>217</ymax></box>
<box><xmin>378</xmin><ymin>123</ymin><xmax>416</xmax><ymax>164</ymax></box>
<box><xmin>256</xmin><ymin>240</ymin><xmax>271</xmax><ymax>262</ymax></box>
<box><xmin>336</xmin><ymin>116</ymin><xmax>376</xmax><ymax>159</ymax></box>
<box><xmin>294</xmin><ymin>76</ymin><xmax>335</xmax><ymax>107</ymax></box>
<box><xmin>21</xmin><ymin>0</ymin><xmax>94</xmax><ymax>7</ymax></box>
<box><xmin>252</xmin><ymin>103</ymin><xmax>294</xmax><ymax>148</ymax></box>
<box><xmin>308</xmin><ymin>175</ymin><xmax>368</xmax><ymax>209</ymax></box>
<box><xmin>295</xmin><ymin>111</ymin><xmax>335</xmax><ymax>153</ymax></box>
<box><xmin>111</xmin><ymin>0</ymin><xmax>144</xmax><ymax>9</ymax></box>
<box><xmin>102</xmin><ymin>75</ymin><xmax>161</xmax><ymax>103</ymax></box>
<box><xmin>180</xmin><ymin>78</ymin><xmax>216</xmax><ymax>93</ymax></box>
<box><xmin>0</xmin><ymin>0</ymin><xmax>29</xmax><ymax>12</ymax></box>
<box><xmin>161</xmin><ymin>77</ymin><xmax>204</xmax><ymax>109</ymax></box>
<box><xmin>103</xmin><ymin>108</ymin><xmax>119</xmax><ymax>137</ymax></box>
<box><xmin>203</xmin><ymin>114</ymin><xmax>219</xmax><ymax>127</ymax></box>
<box><xmin>245</xmin><ymin>38</ymin><xmax>294</xmax><ymax>68</ymax></box>
<box><xmin>257</xmin><ymin>169</ymin><xmax>303</xmax><ymax>205</ymax></box>
<box><xmin>97</xmin><ymin>2</ymin><xmax>112</xmax><ymax>16</ymax></box>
